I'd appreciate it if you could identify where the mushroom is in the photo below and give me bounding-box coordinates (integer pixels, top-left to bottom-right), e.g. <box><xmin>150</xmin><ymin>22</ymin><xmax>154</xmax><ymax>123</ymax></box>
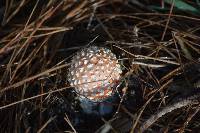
<box><xmin>68</xmin><ymin>46</ymin><xmax>122</xmax><ymax>102</ymax></box>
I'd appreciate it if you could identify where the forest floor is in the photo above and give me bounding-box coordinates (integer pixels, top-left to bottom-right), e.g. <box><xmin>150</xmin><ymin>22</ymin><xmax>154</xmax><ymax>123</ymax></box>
<box><xmin>0</xmin><ymin>0</ymin><xmax>200</xmax><ymax>133</ymax></box>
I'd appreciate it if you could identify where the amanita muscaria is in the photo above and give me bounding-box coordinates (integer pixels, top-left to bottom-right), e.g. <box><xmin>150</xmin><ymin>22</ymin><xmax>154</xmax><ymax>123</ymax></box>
<box><xmin>68</xmin><ymin>46</ymin><xmax>122</xmax><ymax>102</ymax></box>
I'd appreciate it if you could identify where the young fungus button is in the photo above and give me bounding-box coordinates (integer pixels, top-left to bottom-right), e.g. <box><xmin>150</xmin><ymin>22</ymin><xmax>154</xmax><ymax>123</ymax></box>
<box><xmin>68</xmin><ymin>46</ymin><xmax>122</xmax><ymax>102</ymax></box>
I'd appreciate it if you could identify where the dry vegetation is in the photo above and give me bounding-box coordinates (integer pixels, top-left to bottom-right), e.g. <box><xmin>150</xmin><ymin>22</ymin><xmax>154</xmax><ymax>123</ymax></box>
<box><xmin>0</xmin><ymin>0</ymin><xmax>200</xmax><ymax>132</ymax></box>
